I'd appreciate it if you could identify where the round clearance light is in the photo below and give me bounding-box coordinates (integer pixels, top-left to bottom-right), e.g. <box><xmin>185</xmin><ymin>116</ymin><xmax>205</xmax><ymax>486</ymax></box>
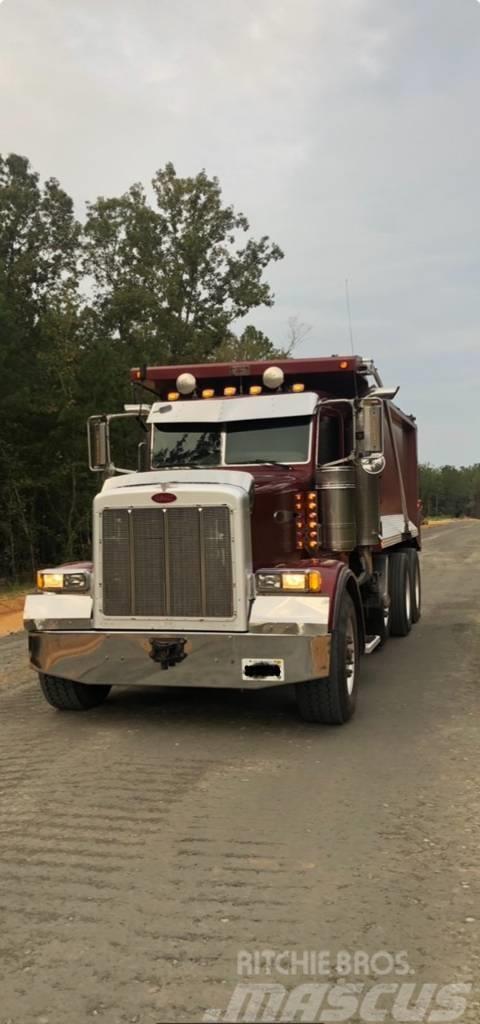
<box><xmin>176</xmin><ymin>372</ymin><xmax>196</xmax><ymax>395</ymax></box>
<box><xmin>263</xmin><ymin>366</ymin><xmax>284</xmax><ymax>390</ymax></box>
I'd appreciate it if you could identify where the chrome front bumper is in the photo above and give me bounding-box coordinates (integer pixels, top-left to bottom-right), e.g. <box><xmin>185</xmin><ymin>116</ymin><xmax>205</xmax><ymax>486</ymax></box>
<box><xmin>28</xmin><ymin>630</ymin><xmax>331</xmax><ymax>690</ymax></box>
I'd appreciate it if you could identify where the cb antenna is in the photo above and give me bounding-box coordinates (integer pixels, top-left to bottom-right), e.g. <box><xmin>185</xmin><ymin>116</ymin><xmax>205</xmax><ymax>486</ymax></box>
<box><xmin>345</xmin><ymin>277</ymin><xmax>359</xmax><ymax>402</ymax></box>
<box><xmin>345</xmin><ymin>277</ymin><xmax>355</xmax><ymax>356</ymax></box>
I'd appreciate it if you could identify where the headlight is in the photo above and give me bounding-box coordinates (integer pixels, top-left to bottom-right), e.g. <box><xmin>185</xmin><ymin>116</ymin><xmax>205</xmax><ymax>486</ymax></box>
<box><xmin>256</xmin><ymin>570</ymin><xmax>322</xmax><ymax>594</ymax></box>
<box><xmin>36</xmin><ymin>570</ymin><xmax>90</xmax><ymax>592</ymax></box>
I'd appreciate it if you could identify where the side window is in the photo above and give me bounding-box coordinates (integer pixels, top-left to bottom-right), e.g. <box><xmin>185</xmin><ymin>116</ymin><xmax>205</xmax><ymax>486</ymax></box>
<box><xmin>317</xmin><ymin>415</ymin><xmax>342</xmax><ymax>466</ymax></box>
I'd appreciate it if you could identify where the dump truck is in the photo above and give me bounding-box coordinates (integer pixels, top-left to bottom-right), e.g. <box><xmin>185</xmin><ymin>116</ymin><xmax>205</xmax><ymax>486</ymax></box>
<box><xmin>25</xmin><ymin>355</ymin><xmax>421</xmax><ymax>724</ymax></box>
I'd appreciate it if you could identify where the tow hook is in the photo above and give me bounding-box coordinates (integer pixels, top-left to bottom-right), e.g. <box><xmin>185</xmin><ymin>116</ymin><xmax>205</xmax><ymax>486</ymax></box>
<box><xmin>149</xmin><ymin>639</ymin><xmax>187</xmax><ymax>670</ymax></box>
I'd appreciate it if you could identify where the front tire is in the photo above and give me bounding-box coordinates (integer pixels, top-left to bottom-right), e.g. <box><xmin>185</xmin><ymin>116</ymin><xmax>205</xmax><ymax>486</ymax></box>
<box><xmin>296</xmin><ymin>593</ymin><xmax>359</xmax><ymax>725</ymax></box>
<box><xmin>389</xmin><ymin>552</ymin><xmax>412</xmax><ymax>637</ymax></box>
<box><xmin>39</xmin><ymin>674</ymin><xmax>111</xmax><ymax>711</ymax></box>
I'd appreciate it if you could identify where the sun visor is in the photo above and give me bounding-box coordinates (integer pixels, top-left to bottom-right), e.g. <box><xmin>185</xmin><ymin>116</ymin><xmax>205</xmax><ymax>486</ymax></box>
<box><xmin>147</xmin><ymin>392</ymin><xmax>318</xmax><ymax>425</ymax></box>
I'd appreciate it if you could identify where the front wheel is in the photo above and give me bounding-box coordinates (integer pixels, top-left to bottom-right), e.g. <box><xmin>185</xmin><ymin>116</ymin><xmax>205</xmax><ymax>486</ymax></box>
<box><xmin>296</xmin><ymin>593</ymin><xmax>359</xmax><ymax>725</ymax></box>
<box><xmin>39</xmin><ymin>674</ymin><xmax>111</xmax><ymax>711</ymax></box>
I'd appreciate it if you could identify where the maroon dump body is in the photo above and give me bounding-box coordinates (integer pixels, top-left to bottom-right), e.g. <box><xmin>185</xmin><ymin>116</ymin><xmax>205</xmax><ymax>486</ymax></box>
<box><xmin>382</xmin><ymin>404</ymin><xmax>419</xmax><ymax>531</ymax></box>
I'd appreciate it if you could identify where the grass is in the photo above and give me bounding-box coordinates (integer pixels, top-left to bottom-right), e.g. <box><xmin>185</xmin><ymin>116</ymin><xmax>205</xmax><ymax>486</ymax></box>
<box><xmin>0</xmin><ymin>582</ymin><xmax>31</xmax><ymax>603</ymax></box>
<box><xmin>422</xmin><ymin>516</ymin><xmax>470</xmax><ymax>528</ymax></box>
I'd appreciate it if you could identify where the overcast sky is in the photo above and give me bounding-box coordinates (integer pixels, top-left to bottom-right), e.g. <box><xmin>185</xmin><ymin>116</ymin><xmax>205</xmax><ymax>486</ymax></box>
<box><xmin>1</xmin><ymin>0</ymin><xmax>479</xmax><ymax>465</ymax></box>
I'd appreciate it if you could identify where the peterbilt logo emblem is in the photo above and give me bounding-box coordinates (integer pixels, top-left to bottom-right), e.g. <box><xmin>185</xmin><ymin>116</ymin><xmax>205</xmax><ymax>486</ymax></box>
<box><xmin>151</xmin><ymin>492</ymin><xmax>177</xmax><ymax>503</ymax></box>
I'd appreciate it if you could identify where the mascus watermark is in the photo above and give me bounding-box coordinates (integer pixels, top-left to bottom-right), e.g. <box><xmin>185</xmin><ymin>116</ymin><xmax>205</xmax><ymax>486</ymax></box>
<box><xmin>202</xmin><ymin>949</ymin><xmax>472</xmax><ymax>1022</ymax></box>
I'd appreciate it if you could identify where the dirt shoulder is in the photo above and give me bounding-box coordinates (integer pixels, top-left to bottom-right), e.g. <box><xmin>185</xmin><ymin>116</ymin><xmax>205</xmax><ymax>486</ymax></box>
<box><xmin>0</xmin><ymin>593</ymin><xmax>27</xmax><ymax>637</ymax></box>
<box><xmin>422</xmin><ymin>517</ymin><xmax>470</xmax><ymax>528</ymax></box>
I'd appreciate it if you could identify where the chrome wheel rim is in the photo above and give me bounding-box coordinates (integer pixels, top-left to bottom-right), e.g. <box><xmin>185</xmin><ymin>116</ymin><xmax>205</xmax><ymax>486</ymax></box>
<box><xmin>345</xmin><ymin>617</ymin><xmax>356</xmax><ymax>696</ymax></box>
<box><xmin>414</xmin><ymin>565</ymin><xmax>420</xmax><ymax>609</ymax></box>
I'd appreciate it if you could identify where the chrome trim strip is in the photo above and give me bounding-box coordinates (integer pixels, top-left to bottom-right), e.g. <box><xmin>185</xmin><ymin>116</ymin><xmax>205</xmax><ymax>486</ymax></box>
<box><xmin>198</xmin><ymin>507</ymin><xmax>207</xmax><ymax>616</ymax></box>
<box><xmin>128</xmin><ymin>508</ymin><xmax>136</xmax><ymax>615</ymax></box>
<box><xmin>163</xmin><ymin>508</ymin><xmax>171</xmax><ymax>615</ymax></box>
<box><xmin>25</xmin><ymin>618</ymin><xmax>92</xmax><ymax>632</ymax></box>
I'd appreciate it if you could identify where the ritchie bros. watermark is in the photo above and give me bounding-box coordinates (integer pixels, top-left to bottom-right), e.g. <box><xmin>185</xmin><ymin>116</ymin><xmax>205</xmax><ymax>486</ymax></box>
<box><xmin>202</xmin><ymin>948</ymin><xmax>473</xmax><ymax>1023</ymax></box>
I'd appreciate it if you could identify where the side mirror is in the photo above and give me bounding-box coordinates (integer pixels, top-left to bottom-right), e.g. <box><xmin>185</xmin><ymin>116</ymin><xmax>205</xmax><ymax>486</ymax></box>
<box><xmin>87</xmin><ymin>416</ymin><xmax>111</xmax><ymax>472</ymax></box>
<box><xmin>137</xmin><ymin>440</ymin><xmax>149</xmax><ymax>472</ymax></box>
<box><xmin>356</xmin><ymin>399</ymin><xmax>383</xmax><ymax>458</ymax></box>
<box><xmin>368</xmin><ymin>386</ymin><xmax>399</xmax><ymax>401</ymax></box>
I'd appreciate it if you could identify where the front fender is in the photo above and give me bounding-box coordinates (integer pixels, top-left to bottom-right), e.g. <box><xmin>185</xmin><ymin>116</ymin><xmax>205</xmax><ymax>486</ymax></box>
<box><xmin>329</xmin><ymin>567</ymin><xmax>365</xmax><ymax>650</ymax></box>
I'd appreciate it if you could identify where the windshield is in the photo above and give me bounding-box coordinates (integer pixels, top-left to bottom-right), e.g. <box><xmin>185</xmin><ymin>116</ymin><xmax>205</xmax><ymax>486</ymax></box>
<box><xmin>152</xmin><ymin>416</ymin><xmax>311</xmax><ymax>468</ymax></box>
<box><xmin>152</xmin><ymin>426</ymin><xmax>222</xmax><ymax>468</ymax></box>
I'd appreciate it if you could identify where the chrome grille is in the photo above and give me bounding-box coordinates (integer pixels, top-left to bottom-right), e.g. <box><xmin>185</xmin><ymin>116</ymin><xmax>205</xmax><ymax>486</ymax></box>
<box><xmin>101</xmin><ymin>506</ymin><xmax>233</xmax><ymax>619</ymax></box>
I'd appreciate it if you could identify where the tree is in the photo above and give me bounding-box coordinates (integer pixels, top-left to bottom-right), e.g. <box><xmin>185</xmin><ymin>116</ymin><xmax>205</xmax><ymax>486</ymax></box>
<box><xmin>212</xmin><ymin>324</ymin><xmax>290</xmax><ymax>362</ymax></box>
<box><xmin>419</xmin><ymin>463</ymin><xmax>480</xmax><ymax>519</ymax></box>
<box><xmin>83</xmin><ymin>162</ymin><xmax>284</xmax><ymax>364</ymax></box>
<box><xmin>0</xmin><ymin>154</ymin><xmax>84</xmax><ymax>579</ymax></box>
<box><xmin>0</xmin><ymin>155</ymin><xmax>286</xmax><ymax>581</ymax></box>
<box><xmin>286</xmin><ymin>315</ymin><xmax>311</xmax><ymax>352</ymax></box>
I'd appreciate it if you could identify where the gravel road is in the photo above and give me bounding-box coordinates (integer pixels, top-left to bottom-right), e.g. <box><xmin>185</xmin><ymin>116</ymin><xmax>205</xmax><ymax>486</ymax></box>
<box><xmin>1</xmin><ymin>522</ymin><xmax>479</xmax><ymax>1023</ymax></box>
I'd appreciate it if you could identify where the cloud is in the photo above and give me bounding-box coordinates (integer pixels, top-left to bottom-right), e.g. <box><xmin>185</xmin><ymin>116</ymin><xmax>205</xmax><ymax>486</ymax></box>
<box><xmin>0</xmin><ymin>0</ymin><xmax>479</xmax><ymax>463</ymax></box>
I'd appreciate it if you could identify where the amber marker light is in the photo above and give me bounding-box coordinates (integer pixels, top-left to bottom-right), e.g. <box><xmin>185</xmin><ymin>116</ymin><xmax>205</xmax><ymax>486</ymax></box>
<box><xmin>167</xmin><ymin>391</ymin><xmax>180</xmax><ymax>401</ymax></box>
<box><xmin>339</xmin><ymin>360</ymin><xmax>349</xmax><ymax>370</ymax></box>
<box><xmin>37</xmin><ymin>571</ymin><xmax>64</xmax><ymax>590</ymax></box>
<box><xmin>224</xmin><ymin>387</ymin><xmax>237</xmax><ymax>396</ymax></box>
<box><xmin>202</xmin><ymin>389</ymin><xmax>215</xmax><ymax>399</ymax></box>
<box><xmin>308</xmin><ymin>570</ymin><xmax>322</xmax><ymax>592</ymax></box>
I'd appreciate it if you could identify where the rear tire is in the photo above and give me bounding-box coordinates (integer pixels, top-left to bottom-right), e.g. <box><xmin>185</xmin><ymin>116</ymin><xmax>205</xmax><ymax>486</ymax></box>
<box><xmin>39</xmin><ymin>674</ymin><xmax>111</xmax><ymax>711</ymax></box>
<box><xmin>406</xmin><ymin>548</ymin><xmax>421</xmax><ymax>623</ymax></box>
<box><xmin>389</xmin><ymin>552</ymin><xmax>412</xmax><ymax>637</ymax></box>
<box><xmin>296</xmin><ymin>593</ymin><xmax>359</xmax><ymax>725</ymax></box>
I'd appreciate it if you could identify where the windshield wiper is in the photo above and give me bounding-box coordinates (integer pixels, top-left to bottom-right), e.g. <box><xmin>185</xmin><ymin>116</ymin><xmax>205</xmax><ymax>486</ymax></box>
<box><xmin>248</xmin><ymin>459</ymin><xmax>293</xmax><ymax>469</ymax></box>
<box><xmin>152</xmin><ymin>463</ymin><xmax>220</xmax><ymax>470</ymax></box>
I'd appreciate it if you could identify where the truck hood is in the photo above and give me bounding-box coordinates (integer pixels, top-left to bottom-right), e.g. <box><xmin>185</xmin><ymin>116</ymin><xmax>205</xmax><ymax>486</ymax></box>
<box><xmin>101</xmin><ymin>469</ymin><xmax>254</xmax><ymax>496</ymax></box>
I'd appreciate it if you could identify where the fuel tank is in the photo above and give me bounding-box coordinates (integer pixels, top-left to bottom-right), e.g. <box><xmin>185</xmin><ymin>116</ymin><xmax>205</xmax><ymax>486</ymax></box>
<box><xmin>318</xmin><ymin>464</ymin><xmax>357</xmax><ymax>552</ymax></box>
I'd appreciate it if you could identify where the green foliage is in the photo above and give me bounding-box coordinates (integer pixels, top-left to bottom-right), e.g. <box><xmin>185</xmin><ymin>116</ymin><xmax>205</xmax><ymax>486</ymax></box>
<box><xmin>83</xmin><ymin>162</ymin><xmax>283</xmax><ymax>364</ymax></box>
<box><xmin>0</xmin><ymin>154</ymin><xmax>284</xmax><ymax>580</ymax></box>
<box><xmin>420</xmin><ymin>464</ymin><xmax>480</xmax><ymax>519</ymax></box>
<box><xmin>212</xmin><ymin>325</ymin><xmax>291</xmax><ymax>362</ymax></box>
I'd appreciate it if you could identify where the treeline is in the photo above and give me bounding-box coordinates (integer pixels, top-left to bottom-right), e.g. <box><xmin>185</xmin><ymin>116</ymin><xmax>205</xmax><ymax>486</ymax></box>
<box><xmin>0</xmin><ymin>154</ymin><xmax>287</xmax><ymax>582</ymax></box>
<box><xmin>420</xmin><ymin>464</ymin><xmax>480</xmax><ymax>520</ymax></box>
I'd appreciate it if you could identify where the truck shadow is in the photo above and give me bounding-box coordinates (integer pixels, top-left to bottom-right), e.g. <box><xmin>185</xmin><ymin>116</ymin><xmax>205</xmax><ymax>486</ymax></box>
<box><xmin>81</xmin><ymin>682</ymin><xmax>319</xmax><ymax>733</ymax></box>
